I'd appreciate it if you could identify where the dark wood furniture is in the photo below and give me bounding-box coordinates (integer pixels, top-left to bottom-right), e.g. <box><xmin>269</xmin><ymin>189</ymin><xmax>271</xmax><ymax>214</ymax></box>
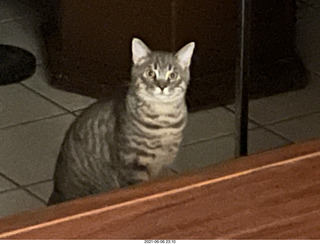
<box><xmin>42</xmin><ymin>0</ymin><xmax>306</xmax><ymax>111</ymax></box>
<box><xmin>1</xmin><ymin>138</ymin><xmax>320</xmax><ymax>239</ymax></box>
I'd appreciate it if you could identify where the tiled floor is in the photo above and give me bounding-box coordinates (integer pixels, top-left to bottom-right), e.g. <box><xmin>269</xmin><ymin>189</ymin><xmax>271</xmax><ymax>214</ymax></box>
<box><xmin>1</xmin><ymin>0</ymin><xmax>320</xmax><ymax>218</ymax></box>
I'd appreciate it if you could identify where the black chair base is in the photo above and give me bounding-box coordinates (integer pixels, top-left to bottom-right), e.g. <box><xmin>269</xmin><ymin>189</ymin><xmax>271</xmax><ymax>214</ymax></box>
<box><xmin>0</xmin><ymin>45</ymin><xmax>36</xmax><ymax>86</ymax></box>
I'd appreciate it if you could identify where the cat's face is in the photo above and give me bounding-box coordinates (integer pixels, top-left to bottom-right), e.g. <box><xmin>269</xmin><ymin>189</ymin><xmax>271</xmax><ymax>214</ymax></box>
<box><xmin>131</xmin><ymin>38</ymin><xmax>195</xmax><ymax>102</ymax></box>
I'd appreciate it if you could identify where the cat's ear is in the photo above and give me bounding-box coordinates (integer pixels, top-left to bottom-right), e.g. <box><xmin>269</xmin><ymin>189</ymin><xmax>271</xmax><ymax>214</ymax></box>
<box><xmin>175</xmin><ymin>42</ymin><xmax>195</xmax><ymax>69</ymax></box>
<box><xmin>132</xmin><ymin>38</ymin><xmax>151</xmax><ymax>65</ymax></box>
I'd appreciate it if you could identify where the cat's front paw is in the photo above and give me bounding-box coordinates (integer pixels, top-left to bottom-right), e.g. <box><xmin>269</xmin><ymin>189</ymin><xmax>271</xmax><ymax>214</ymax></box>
<box><xmin>127</xmin><ymin>171</ymin><xmax>150</xmax><ymax>185</ymax></box>
<box><xmin>124</xmin><ymin>162</ymin><xmax>151</xmax><ymax>185</ymax></box>
<box><xmin>158</xmin><ymin>166</ymin><xmax>179</xmax><ymax>178</ymax></box>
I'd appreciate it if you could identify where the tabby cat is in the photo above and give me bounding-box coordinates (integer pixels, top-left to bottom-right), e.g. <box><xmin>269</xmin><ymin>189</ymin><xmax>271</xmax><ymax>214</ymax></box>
<box><xmin>48</xmin><ymin>38</ymin><xmax>195</xmax><ymax>205</ymax></box>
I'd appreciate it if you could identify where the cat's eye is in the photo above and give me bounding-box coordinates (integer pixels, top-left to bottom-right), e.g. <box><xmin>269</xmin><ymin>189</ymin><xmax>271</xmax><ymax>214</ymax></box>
<box><xmin>169</xmin><ymin>72</ymin><xmax>178</xmax><ymax>80</ymax></box>
<box><xmin>146</xmin><ymin>70</ymin><xmax>156</xmax><ymax>78</ymax></box>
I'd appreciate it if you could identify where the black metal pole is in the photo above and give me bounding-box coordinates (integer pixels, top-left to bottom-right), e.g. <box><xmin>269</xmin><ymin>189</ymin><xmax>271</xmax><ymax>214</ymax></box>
<box><xmin>235</xmin><ymin>0</ymin><xmax>251</xmax><ymax>157</ymax></box>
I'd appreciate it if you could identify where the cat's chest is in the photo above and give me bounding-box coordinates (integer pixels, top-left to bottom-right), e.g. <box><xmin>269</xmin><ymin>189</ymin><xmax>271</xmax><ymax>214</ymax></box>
<box><xmin>153</xmin><ymin>131</ymin><xmax>182</xmax><ymax>152</ymax></box>
<box><xmin>121</xmin><ymin>99</ymin><xmax>186</xmax><ymax>150</ymax></box>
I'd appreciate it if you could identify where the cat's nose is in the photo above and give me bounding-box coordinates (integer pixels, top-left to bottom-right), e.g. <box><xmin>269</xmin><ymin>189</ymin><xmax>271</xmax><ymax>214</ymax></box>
<box><xmin>157</xmin><ymin>80</ymin><xmax>169</xmax><ymax>90</ymax></box>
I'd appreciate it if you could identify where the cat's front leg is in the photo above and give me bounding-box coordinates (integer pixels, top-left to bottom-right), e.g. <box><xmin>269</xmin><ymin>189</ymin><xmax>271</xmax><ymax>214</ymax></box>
<box><xmin>121</xmin><ymin>160</ymin><xmax>151</xmax><ymax>186</ymax></box>
<box><xmin>158</xmin><ymin>165</ymin><xmax>179</xmax><ymax>178</ymax></box>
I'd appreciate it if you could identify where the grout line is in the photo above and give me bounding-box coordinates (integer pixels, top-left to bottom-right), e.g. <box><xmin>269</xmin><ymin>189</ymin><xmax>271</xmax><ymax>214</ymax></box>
<box><xmin>20</xmin><ymin>81</ymin><xmax>96</xmax><ymax>115</ymax></box>
<box><xmin>258</xmin><ymin>110</ymin><xmax>320</xmax><ymax>128</ymax></box>
<box><xmin>256</xmin><ymin>126</ymin><xmax>294</xmax><ymax>144</ymax></box>
<box><xmin>224</xmin><ymin>103</ymin><xmax>320</xmax><ymax>129</ymax></box>
<box><xmin>19</xmin><ymin>83</ymin><xmax>75</xmax><ymax>114</ymax></box>
<box><xmin>181</xmin><ymin>133</ymin><xmax>234</xmax><ymax>147</ymax></box>
<box><xmin>0</xmin><ymin>172</ymin><xmax>53</xmax><ymax>189</ymax></box>
<box><xmin>0</xmin><ymin>173</ymin><xmax>20</xmax><ymax>187</ymax></box>
<box><xmin>181</xmin><ymin>124</ymin><xmax>294</xmax><ymax>149</ymax></box>
<box><xmin>0</xmin><ymin>112</ymin><xmax>73</xmax><ymax>131</ymax></box>
<box><xmin>0</xmin><ymin>173</ymin><xmax>46</xmax><ymax>204</ymax></box>
<box><xmin>182</xmin><ymin>105</ymin><xmax>262</xmax><ymax>147</ymax></box>
<box><xmin>22</xmin><ymin>179</ymin><xmax>53</xmax><ymax>189</ymax></box>
<box><xmin>0</xmin><ymin>188</ymin><xmax>20</xmax><ymax>195</ymax></box>
<box><xmin>223</xmin><ymin>105</ymin><xmax>262</xmax><ymax>128</ymax></box>
<box><xmin>181</xmin><ymin>125</ymin><xmax>262</xmax><ymax>148</ymax></box>
<box><xmin>0</xmin><ymin>173</ymin><xmax>20</xmax><ymax>192</ymax></box>
<box><xmin>21</xmin><ymin>187</ymin><xmax>48</xmax><ymax>204</ymax></box>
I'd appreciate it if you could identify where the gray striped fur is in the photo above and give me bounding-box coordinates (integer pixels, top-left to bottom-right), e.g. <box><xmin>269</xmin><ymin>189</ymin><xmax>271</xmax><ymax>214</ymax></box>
<box><xmin>48</xmin><ymin>38</ymin><xmax>195</xmax><ymax>204</ymax></box>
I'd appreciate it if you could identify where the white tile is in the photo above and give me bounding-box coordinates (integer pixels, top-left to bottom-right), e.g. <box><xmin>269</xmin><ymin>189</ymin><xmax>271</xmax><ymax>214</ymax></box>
<box><xmin>0</xmin><ymin>175</ymin><xmax>17</xmax><ymax>193</ymax></box>
<box><xmin>23</xmin><ymin>67</ymin><xmax>97</xmax><ymax>111</ymax></box>
<box><xmin>267</xmin><ymin>112</ymin><xmax>320</xmax><ymax>143</ymax></box>
<box><xmin>248</xmin><ymin>128</ymin><xmax>291</xmax><ymax>155</ymax></box>
<box><xmin>26</xmin><ymin>181</ymin><xmax>53</xmax><ymax>202</ymax></box>
<box><xmin>0</xmin><ymin>0</ymin><xmax>35</xmax><ymax>23</ymax></box>
<box><xmin>0</xmin><ymin>189</ymin><xmax>44</xmax><ymax>218</ymax></box>
<box><xmin>182</xmin><ymin>107</ymin><xmax>256</xmax><ymax>146</ymax></box>
<box><xmin>173</xmin><ymin>127</ymin><xmax>290</xmax><ymax>173</ymax></box>
<box><xmin>0</xmin><ymin>114</ymin><xmax>75</xmax><ymax>185</ymax></box>
<box><xmin>182</xmin><ymin>108</ymin><xmax>233</xmax><ymax>146</ymax></box>
<box><xmin>228</xmin><ymin>74</ymin><xmax>320</xmax><ymax>125</ymax></box>
<box><xmin>172</xmin><ymin>135</ymin><xmax>235</xmax><ymax>173</ymax></box>
<box><xmin>0</xmin><ymin>84</ymin><xmax>66</xmax><ymax>129</ymax></box>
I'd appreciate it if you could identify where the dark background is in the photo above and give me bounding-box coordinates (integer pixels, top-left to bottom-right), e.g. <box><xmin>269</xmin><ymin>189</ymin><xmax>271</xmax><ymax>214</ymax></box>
<box><xmin>38</xmin><ymin>0</ymin><xmax>306</xmax><ymax>111</ymax></box>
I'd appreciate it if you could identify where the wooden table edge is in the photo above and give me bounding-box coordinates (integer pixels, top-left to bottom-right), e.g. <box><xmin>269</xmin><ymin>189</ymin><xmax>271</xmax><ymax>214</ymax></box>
<box><xmin>0</xmin><ymin>138</ymin><xmax>319</xmax><ymax>239</ymax></box>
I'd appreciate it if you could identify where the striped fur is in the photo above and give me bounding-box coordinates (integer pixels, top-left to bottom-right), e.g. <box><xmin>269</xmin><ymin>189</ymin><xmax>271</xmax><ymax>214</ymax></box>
<box><xmin>48</xmin><ymin>38</ymin><xmax>195</xmax><ymax>204</ymax></box>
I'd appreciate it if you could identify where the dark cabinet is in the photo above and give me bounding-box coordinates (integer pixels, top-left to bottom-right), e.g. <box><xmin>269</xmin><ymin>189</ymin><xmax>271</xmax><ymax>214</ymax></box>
<box><xmin>44</xmin><ymin>0</ymin><xmax>306</xmax><ymax>111</ymax></box>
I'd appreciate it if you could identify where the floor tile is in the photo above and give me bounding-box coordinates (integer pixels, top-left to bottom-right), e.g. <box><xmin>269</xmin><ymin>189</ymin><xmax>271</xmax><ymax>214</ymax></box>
<box><xmin>267</xmin><ymin>112</ymin><xmax>320</xmax><ymax>143</ymax></box>
<box><xmin>23</xmin><ymin>67</ymin><xmax>97</xmax><ymax>111</ymax></box>
<box><xmin>174</xmin><ymin>126</ymin><xmax>291</xmax><ymax>173</ymax></box>
<box><xmin>248</xmin><ymin>128</ymin><xmax>291</xmax><ymax>155</ymax></box>
<box><xmin>172</xmin><ymin>135</ymin><xmax>235</xmax><ymax>173</ymax></box>
<box><xmin>0</xmin><ymin>114</ymin><xmax>75</xmax><ymax>185</ymax></box>
<box><xmin>0</xmin><ymin>189</ymin><xmax>44</xmax><ymax>218</ymax></box>
<box><xmin>228</xmin><ymin>74</ymin><xmax>320</xmax><ymax>125</ymax></box>
<box><xmin>0</xmin><ymin>175</ymin><xmax>17</xmax><ymax>193</ymax></box>
<box><xmin>182</xmin><ymin>107</ymin><xmax>257</xmax><ymax>146</ymax></box>
<box><xmin>0</xmin><ymin>84</ymin><xmax>66</xmax><ymax>129</ymax></box>
<box><xmin>182</xmin><ymin>108</ymin><xmax>234</xmax><ymax>146</ymax></box>
<box><xmin>26</xmin><ymin>181</ymin><xmax>53</xmax><ymax>202</ymax></box>
<box><xmin>0</xmin><ymin>0</ymin><xmax>35</xmax><ymax>23</ymax></box>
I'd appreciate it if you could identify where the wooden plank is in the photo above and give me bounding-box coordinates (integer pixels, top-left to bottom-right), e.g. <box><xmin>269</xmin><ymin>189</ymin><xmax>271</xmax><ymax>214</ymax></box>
<box><xmin>0</xmin><ymin>138</ymin><xmax>320</xmax><ymax>239</ymax></box>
